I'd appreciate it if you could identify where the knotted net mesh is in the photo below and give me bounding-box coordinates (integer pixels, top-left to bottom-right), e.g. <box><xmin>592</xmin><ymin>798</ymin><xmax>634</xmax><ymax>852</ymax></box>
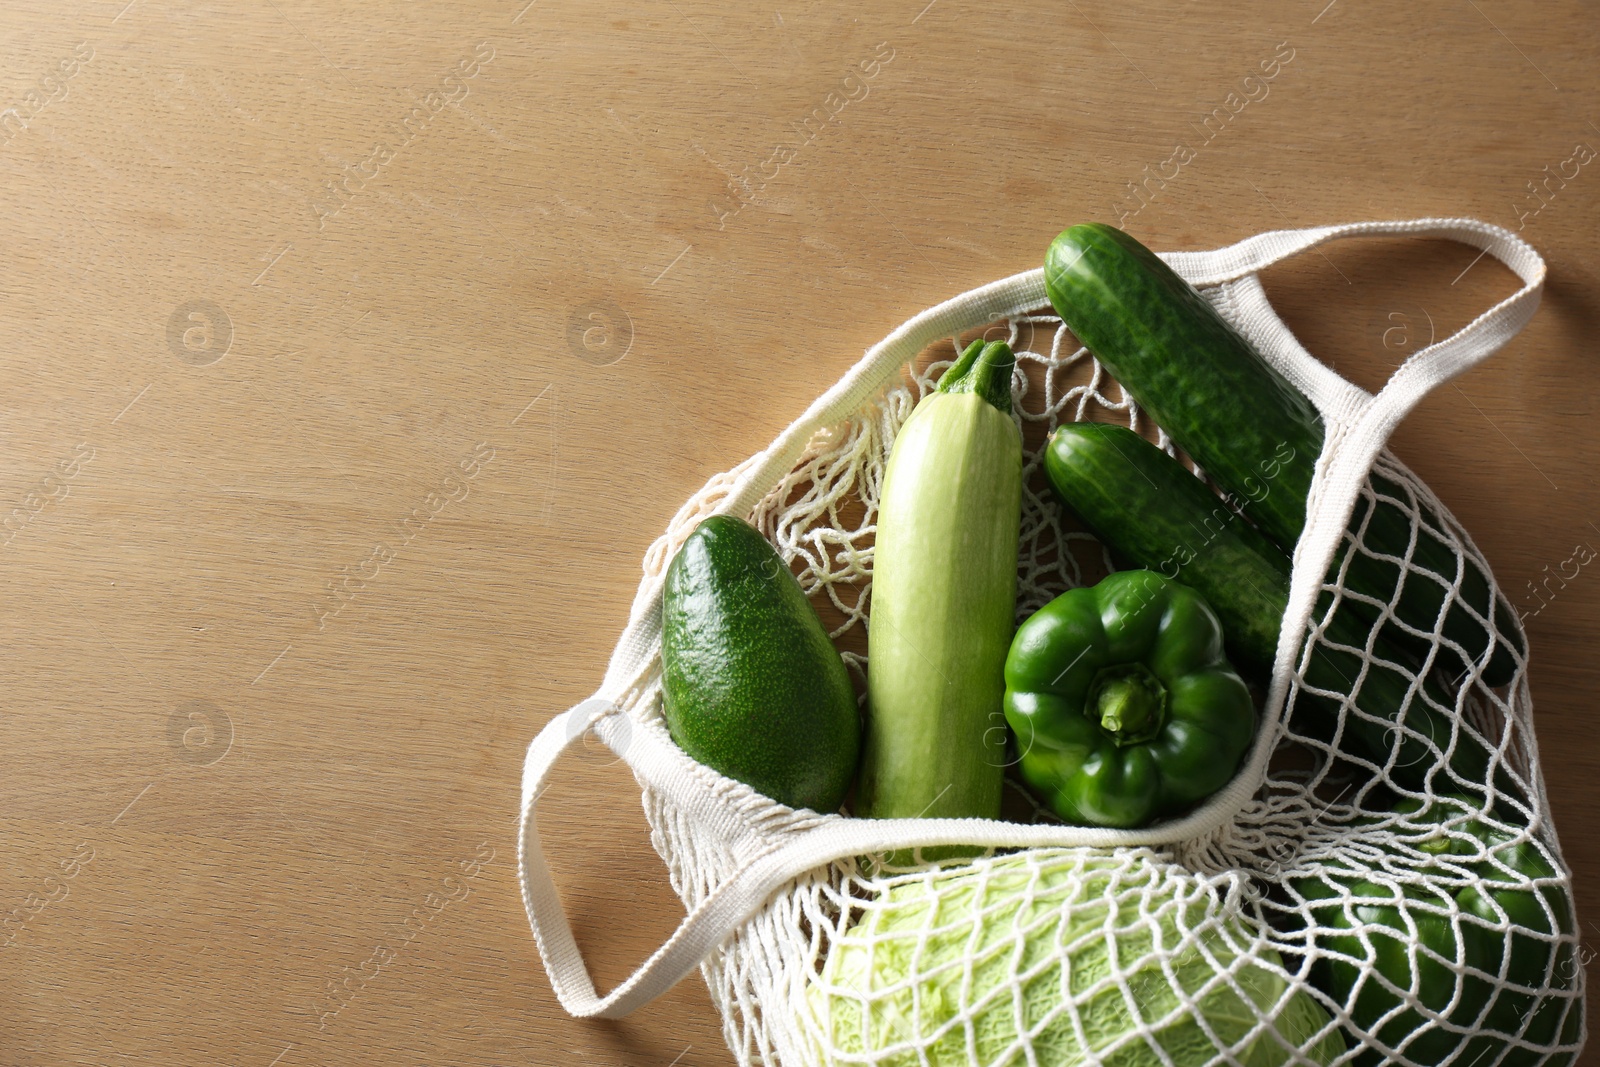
<box><xmin>630</xmin><ymin>293</ymin><xmax>1584</xmax><ymax>1067</ymax></box>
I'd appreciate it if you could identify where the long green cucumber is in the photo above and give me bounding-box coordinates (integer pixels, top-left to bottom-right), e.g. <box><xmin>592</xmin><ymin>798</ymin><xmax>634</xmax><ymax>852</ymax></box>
<box><xmin>1044</xmin><ymin>422</ymin><xmax>1493</xmax><ymax>791</ymax></box>
<box><xmin>858</xmin><ymin>340</ymin><xmax>1021</xmax><ymax>821</ymax></box>
<box><xmin>1043</xmin><ymin>224</ymin><xmax>1522</xmax><ymax>687</ymax></box>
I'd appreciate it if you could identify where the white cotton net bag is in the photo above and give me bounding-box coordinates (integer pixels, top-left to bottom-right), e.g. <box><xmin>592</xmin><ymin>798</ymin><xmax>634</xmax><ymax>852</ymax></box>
<box><xmin>517</xmin><ymin>219</ymin><xmax>1584</xmax><ymax>1067</ymax></box>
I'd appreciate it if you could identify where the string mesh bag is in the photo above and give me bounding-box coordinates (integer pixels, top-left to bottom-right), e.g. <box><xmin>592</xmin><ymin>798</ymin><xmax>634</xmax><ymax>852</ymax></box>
<box><xmin>517</xmin><ymin>219</ymin><xmax>1585</xmax><ymax>1067</ymax></box>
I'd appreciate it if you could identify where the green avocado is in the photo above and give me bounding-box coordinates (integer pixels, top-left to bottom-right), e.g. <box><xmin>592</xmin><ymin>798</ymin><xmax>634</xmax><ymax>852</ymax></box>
<box><xmin>661</xmin><ymin>515</ymin><xmax>861</xmax><ymax>813</ymax></box>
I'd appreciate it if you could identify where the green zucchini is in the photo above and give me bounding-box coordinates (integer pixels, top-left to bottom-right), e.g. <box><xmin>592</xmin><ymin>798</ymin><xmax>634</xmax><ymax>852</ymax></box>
<box><xmin>1043</xmin><ymin>223</ymin><xmax>1522</xmax><ymax>688</ymax></box>
<box><xmin>858</xmin><ymin>340</ymin><xmax>1021</xmax><ymax>821</ymax></box>
<box><xmin>1044</xmin><ymin>422</ymin><xmax>1493</xmax><ymax>792</ymax></box>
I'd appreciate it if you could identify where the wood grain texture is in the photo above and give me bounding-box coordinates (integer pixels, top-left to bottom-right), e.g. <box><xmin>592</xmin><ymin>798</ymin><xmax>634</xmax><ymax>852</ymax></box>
<box><xmin>0</xmin><ymin>1</ymin><xmax>1595</xmax><ymax>1063</ymax></box>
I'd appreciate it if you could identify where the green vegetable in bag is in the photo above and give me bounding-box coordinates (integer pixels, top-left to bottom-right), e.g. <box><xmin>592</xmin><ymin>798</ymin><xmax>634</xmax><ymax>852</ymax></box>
<box><xmin>806</xmin><ymin>850</ymin><xmax>1346</xmax><ymax>1067</ymax></box>
<box><xmin>661</xmin><ymin>515</ymin><xmax>861</xmax><ymax>813</ymax></box>
<box><xmin>858</xmin><ymin>339</ymin><xmax>1022</xmax><ymax>822</ymax></box>
<box><xmin>1003</xmin><ymin>570</ymin><xmax>1256</xmax><ymax>829</ymax></box>
<box><xmin>1294</xmin><ymin>795</ymin><xmax>1583</xmax><ymax>1066</ymax></box>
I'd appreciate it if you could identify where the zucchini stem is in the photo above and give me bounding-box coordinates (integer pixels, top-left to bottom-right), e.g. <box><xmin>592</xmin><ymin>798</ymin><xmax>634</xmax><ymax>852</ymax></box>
<box><xmin>938</xmin><ymin>340</ymin><xmax>1015</xmax><ymax>415</ymax></box>
<box><xmin>939</xmin><ymin>338</ymin><xmax>984</xmax><ymax>388</ymax></box>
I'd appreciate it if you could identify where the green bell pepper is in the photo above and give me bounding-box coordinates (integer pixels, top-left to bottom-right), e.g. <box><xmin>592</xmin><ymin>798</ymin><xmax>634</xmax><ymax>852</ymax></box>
<box><xmin>1002</xmin><ymin>569</ymin><xmax>1256</xmax><ymax>829</ymax></box>
<box><xmin>1295</xmin><ymin>795</ymin><xmax>1583</xmax><ymax>1066</ymax></box>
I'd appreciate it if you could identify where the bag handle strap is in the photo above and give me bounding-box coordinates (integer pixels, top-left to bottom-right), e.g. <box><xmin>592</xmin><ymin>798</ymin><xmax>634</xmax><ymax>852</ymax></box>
<box><xmin>1160</xmin><ymin>216</ymin><xmax>1544</xmax><ymax>295</ymax></box>
<box><xmin>519</xmin><ymin>696</ymin><xmax>820</xmax><ymax>1020</ymax></box>
<box><xmin>519</xmin><ymin>219</ymin><xmax>1547</xmax><ymax>1020</ymax></box>
<box><xmin>1162</xmin><ymin>217</ymin><xmax>1546</xmax><ymax>426</ymax></box>
<box><xmin>517</xmin><ymin>698</ymin><xmax>629</xmax><ymax>1018</ymax></box>
<box><xmin>519</xmin><ymin>696</ymin><xmax>830</xmax><ymax>1021</ymax></box>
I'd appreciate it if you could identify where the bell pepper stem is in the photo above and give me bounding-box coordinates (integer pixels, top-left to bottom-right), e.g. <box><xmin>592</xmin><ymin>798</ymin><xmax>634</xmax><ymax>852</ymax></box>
<box><xmin>1088</xmin><ymin>664</ymin><xmax>1167</xmax><ymax>747</ymax></box>
<box><xmin>1098</xmin><ymin>677</ymin><xmax>1148</xmax><ymax>734</ymax></box>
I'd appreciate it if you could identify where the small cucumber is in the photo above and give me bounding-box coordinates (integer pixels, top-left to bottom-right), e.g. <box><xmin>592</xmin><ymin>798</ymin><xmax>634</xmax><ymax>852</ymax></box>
<box><xmin>858</xmin><ymin>340</ymin><xmax>1022</xmax><ymax>821</ymax></box>
<box><xmin>1044</xmin><ymin>223</ymin><xmax>1523</xmax><ymax>687</ymax></box>
<box><xmin>1044</xmin><ymin>422</ymin><xmax>1493</xmax><ymax>791</ymax></box>
<box><xmin>661</xmin><ymin>515</ymin><xmax>860</xmax><ymax>813</ymax></box>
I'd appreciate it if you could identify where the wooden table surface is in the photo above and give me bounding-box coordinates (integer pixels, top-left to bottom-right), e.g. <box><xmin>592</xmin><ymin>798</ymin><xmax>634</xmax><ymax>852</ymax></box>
<box><xmin>1</xmin><ymin>1</ymin><xmax>1596</xmax><ymax>1063</ymax></box>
